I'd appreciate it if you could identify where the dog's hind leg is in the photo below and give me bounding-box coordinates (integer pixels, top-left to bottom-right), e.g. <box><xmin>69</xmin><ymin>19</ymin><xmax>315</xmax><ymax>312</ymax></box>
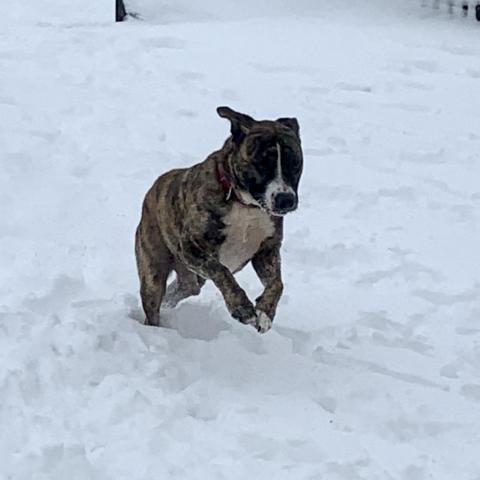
<box><xmin>162</xmin><ymin>260</ymin><xmax>206</xmax><ymax>308</ymax></box>
<box><xmin>135</xmin><ymin>226</ymin><xmax>173</xmax><ymax>327</ymax></box>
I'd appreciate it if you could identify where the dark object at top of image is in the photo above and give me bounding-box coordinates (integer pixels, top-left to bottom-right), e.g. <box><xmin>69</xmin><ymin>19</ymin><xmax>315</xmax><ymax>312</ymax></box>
<box><xmin>425</xmin><ymin>0</ymin><xmax>480</xmax><ymax>21</ymax></box>
<box><xmin>116</xmin><ymin>0</ymin><xmax>127</xmax><ymax>22</ymax></box>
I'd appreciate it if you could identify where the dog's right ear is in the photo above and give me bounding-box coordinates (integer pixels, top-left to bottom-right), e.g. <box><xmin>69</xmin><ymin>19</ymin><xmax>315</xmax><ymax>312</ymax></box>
<box><xmin>217</xmin><ymin>106</ymin><xmax>255</xmax><ymax>143</ymax></box>
<box><xmin>277</xmin><ymin>117</ymin><xmax>300</xmax><ymax>138</ymax></box>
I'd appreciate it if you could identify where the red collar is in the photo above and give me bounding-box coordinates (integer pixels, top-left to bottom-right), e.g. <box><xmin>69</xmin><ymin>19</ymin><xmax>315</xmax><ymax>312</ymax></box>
<box><xmin>216</xmin><ymin>160</ymin><xmax>250</xmax><ymax>206</ymax></box>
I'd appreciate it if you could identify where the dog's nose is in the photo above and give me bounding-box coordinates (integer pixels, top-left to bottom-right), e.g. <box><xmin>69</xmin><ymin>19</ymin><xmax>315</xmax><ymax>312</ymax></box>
<box><xmin>273</xmin><ymin>192</ymin><xmax>296</xmax><ymax>213</ymax></box>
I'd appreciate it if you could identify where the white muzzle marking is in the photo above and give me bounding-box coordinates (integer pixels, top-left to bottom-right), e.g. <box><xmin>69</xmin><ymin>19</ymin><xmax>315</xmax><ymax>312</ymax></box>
<box><xmin>264</xmin><ymin>143</ymin><xmax>295</xmax><ymax>212</ymax></box>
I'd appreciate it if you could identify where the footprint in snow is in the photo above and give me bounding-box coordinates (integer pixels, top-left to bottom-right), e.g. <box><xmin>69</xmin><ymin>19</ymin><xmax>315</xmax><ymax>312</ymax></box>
<box><xmin>412</xmin><ymin>288</ymin><xmax>478</xmax><ymax>306</ymax></box>
<box><xmin>140</xmin><ymin>36</ymin><xmax>185</xmax><ymax>49</ymax></box>
<box><xmin>402</xmin><ymin>80</ymin><xmax>434</xmax><ymax>91</ymax></box>
<box><xmin>335</xmin><ymin>82</ymin><xmax>372</xmax><ymax>93</ymax></box>
<box><xmin>466</xmin><ymin>69</ymin><xmax>480</xmax><ymax>78</ymax></box>
<box><xmin>176</xmin><ymin>109</ymin><xmax>197</xmax><ymax>118</ymax></box>
<box><xmin>461</xmin><ymin>384</ymin><xmax>480</xmax><ymax>402</ymax></box>
<box><xmin>399</xmin><ymin>149</ymin><xmax>446</xmax><ymax>165</ymax></box>
<box><xmin>439</xmin><ymin>363</ymin><xmax>459</xmax><ymax>379</ymax></box>
<box><xmin>176</xmin><ymin>71</ymin><xmax>204</xmax><ymax>83</ymax></box>
<box><xmin>161</xmin><ymin>302</ymin><xmax>231</xmax><ymax>341</ymax></box>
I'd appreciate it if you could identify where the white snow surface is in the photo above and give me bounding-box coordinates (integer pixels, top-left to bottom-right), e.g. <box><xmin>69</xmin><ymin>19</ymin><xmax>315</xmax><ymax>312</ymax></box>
<box><xmin>2</xmin><ymin>1</ymin><xmax>480</xmax><ymax>479</ymax></box>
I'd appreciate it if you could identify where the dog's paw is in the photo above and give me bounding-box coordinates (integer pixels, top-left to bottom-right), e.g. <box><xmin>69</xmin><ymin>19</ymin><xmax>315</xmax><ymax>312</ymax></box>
<box><xmin>161</xmin><ymin>296</ymin><xmax>178</xmax><ymax>309</ymax></box>
<box><xmin>243</xmin><ymin>315</ymin><xmax>257</xmax><ymax>327</ymax></box>
<box><xmin>232</xmin><ymin>302</ymin><xmax>257</xmax><ymax>325</ymax></box>
<box><xmin>255</xmin><ymin>310</ymin><xmax>272</xmax><ymax>334</ymax></box>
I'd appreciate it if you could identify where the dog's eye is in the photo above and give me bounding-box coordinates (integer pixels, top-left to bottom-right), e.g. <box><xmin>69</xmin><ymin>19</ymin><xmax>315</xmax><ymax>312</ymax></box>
<box><xmin>283</xmin><ymin>148</ymin><xmax>302</xmax><ymax>171</ymax></box>
<box><xmin>262</xmin><ymin>147</ymin><xmax>277</xmax><ymax>160</ymax></box>
<box><xmin>258</xmin><ymin>148</ymin><xmax>277</xmax><ymax>172</ymax></box>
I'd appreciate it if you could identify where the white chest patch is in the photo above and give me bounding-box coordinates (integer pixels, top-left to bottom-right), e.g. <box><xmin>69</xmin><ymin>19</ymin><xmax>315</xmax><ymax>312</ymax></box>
<box><xmin>219</xmin><ymin>204</ymin><xmax>275</xmax><ymax>273</ymax></box>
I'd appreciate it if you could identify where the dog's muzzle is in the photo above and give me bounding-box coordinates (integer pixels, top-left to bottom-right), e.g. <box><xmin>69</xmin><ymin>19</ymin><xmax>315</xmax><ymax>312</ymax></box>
<box><xmin>271</xmin><ymin>191</ymin><xmax>297</xmax><ymax>215</ymax></box>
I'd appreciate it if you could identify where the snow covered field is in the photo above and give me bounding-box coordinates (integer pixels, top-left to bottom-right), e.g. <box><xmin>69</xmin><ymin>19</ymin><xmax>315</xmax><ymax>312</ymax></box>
<box><xmin>1</xmin><ymin>1</ymin><xmax>480</xmax><ymax>478</ymax></box>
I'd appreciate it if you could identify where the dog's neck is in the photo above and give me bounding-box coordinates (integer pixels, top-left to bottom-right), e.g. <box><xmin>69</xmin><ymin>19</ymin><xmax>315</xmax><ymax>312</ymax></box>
<box><xmin>216</xmin><ymin>139</ymin><xmax>264</xmax><ymax>209</ymax></box>
<box><xmin>216</xmin><ymin>158</ymin><xmax>250</xmax><ymax>206</ymax></box>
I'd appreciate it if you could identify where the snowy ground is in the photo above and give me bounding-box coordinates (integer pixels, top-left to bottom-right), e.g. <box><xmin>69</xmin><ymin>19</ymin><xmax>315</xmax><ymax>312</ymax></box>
<box><xmin>1</xmin><ymin>1</ymin><xmax>480</xmax><ymax>479</ymax></box>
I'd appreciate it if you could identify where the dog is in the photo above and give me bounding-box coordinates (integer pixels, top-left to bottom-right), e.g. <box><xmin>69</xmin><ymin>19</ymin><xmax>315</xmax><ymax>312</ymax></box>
<box><xmin>135</xmin><ymin>106</ymin><xmax>303</xmax><ymax>333</ymax></box>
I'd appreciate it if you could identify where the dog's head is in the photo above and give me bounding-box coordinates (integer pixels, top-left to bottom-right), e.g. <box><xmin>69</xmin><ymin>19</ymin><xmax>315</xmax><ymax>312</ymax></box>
<box><xmin>217</xmin><ymin>106</ymin><xmax>303</xmax><ymax>217</ymax></box>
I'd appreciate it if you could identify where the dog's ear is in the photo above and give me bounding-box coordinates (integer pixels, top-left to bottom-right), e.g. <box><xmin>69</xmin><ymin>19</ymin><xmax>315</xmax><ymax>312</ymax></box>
<box><xmin>277</xmin><ymin>117</ymin><xmax>300</xmax><ymax>137</ymax></box>
<box><xmin>217</xmin><ymin>106</ymin><xmax>255</xmax><ymax>143</ymax></box>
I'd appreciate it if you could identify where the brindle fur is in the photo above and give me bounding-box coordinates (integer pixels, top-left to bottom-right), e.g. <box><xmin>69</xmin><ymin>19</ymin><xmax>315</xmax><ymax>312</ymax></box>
<box><xmin>135</xmin><ymin>107</ymin><xmax>302</xmax><ymax>332</ymax></box>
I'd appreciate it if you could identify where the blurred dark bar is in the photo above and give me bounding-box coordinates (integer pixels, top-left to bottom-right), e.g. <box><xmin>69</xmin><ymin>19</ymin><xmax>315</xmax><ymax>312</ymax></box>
<box><xmin>116</xmin><ymin>0</ymin><xmax>127</xmax><ymax>22</ymax></box>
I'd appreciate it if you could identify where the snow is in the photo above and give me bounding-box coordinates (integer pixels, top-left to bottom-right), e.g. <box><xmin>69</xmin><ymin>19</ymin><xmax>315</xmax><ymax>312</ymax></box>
<box><xmin>1</xmin><ymin>1</ymin><xmax>480</xmax><ymax>478</ymax></box>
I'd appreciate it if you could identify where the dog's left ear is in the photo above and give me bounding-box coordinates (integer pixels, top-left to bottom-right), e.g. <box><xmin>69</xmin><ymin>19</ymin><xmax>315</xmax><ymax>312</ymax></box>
<box><xmin>217</xmin><ymin>106</ymin><xmax>255</xmax><ymax>143</ymax></box>
<box><xmin>277</xmin><ymin>117</ymin><xmax>300</xmax><ymax>137</ymax></box>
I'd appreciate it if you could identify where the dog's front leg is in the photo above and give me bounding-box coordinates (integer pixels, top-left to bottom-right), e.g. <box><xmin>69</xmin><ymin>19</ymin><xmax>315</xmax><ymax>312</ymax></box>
<box><xmin>213</xmin><ymin>267</ymin><xmax>257</xmax><ymax>325</ymax></box>
<box><xmin>252</xmin><ymin>240</ymin><xmax>284</xmax><ymax>333</ymax></box>
<box><xmin>182</xmin><ymin>248</ymin><xmax>257</xmax><ymax>326</ymax></box>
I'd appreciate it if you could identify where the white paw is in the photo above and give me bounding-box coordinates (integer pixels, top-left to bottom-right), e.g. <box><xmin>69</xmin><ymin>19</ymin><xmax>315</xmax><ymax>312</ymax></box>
<box><xmin>255</xmin><ymin>310</ymin><xmax>272</xmax><ymax>334</ymax></box>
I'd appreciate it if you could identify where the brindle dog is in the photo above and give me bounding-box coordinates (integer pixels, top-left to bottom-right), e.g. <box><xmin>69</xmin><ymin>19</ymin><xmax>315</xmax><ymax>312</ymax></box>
<box><xmin>135</xmin><ymin>106</ymin><xmax>303</xmax><ymax>333</ymax></box>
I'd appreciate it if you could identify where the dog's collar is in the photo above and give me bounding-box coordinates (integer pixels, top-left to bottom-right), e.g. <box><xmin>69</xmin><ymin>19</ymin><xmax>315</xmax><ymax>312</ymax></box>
<box><xmin>216</xmin><ymin>160</ymin><xmax>251</xmax><ymax>207</ymax></box>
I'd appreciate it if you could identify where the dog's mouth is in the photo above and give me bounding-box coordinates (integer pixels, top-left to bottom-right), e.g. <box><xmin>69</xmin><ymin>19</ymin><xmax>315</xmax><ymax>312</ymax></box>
<box><xmin>268</xmin><ymin>205</ymin><xmax>298</xmax><ymax>217</ymax></box>
<box><xmin>269</xmin><ymin>207</ymin><xmax>297</xmax><ymax>217</ymax></box>
<box><xmin>235</xmin><ymin>184</ymin><xmax>298</xmax><ymax>216</ymax></box>
<box><xmin>262</xmin><ymin>191</ymin><xmax>298</xmax><ymax>217</ymax></box>
<box><xmin>258</xmin><ymin>199</ymin><xmax>298</xmax><ymax>217</ymax></box>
